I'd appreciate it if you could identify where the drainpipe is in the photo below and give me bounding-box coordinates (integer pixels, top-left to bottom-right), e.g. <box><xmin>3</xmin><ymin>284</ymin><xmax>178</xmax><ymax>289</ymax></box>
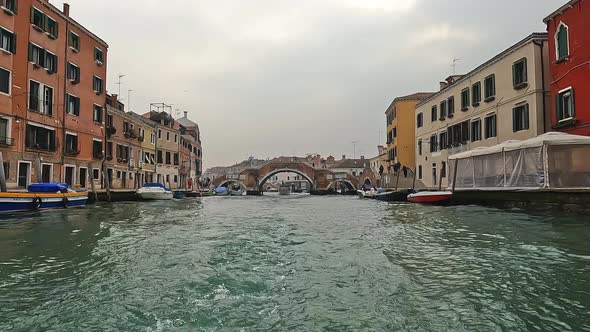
<box><xmin>62</xmin><ymin>19</ymin><xmax>70</xmax><ymax>182</ymax></box>
<box><xmin>534</xmin><ymin>39</ymin><xmax>547</xmax><ymax>133</ymax></box>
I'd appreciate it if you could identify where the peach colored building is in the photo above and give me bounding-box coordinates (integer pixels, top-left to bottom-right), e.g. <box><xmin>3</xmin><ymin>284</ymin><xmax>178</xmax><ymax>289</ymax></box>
<box><xmin>0</xmin><ymin>1</ymin><xmax>107</xmax><ymax>189</ymax></box>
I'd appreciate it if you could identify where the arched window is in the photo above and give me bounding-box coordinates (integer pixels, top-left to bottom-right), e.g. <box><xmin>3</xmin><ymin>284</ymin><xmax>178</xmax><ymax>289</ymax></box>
<box><xmin>556</xmin><ymin>22</ymin><xmax>569</xmax><ymax>60</ymax></box>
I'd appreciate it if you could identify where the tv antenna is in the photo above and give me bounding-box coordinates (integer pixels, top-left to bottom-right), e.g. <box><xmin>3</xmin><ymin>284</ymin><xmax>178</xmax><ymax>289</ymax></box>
<box><xmin>451</xmin><ymin>58</ymin><xmax>461</xmax><ymax>75</ymax></box>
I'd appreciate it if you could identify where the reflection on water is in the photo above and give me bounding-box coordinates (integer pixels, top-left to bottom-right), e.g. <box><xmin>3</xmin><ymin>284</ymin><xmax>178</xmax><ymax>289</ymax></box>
<box><xmin>0</xmin><ymin>197</ymin><xmax>589</xmax><ymax>331</ymax></box>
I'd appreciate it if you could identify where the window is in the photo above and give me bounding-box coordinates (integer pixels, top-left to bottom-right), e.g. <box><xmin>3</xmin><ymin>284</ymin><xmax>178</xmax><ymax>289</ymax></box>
<box><xmin>0</xmin><ymin>27</ymin><xmax>16</xmax><ymax>54</ymax></box>
<box><xmin>447</xmin><ymin>96</ymin><xmax>455</xmax><ymax>117</ymax></box>
<box><xmin>0</xmin><ymin>68</ymin><xmax>10</xmax><ymax>94</ymax></box>
<box><xmin>439</xmin><ymin>100</ymin><xmax>447</xmax><ymax>120</ymax></box>
<box><xmin>106</xmin><ymin>141</ymin><xmax>113</xmax><ymax>158</ymax></box>
<box><xmin>94</xmin><ymin>48</ymin><xmax>104</xmax><ymax>65</ymax></box>
<box><xmin>166</xmin><ymin>175</ymin><xmax>170</xmax><ymax>183</ymax></box>
<box><xmin>2</xmin><ymin>0</ymin><xmax>17</xmax><ymax>13</ymax></box>
<box><xmin>432</xmin><ymin>163</ymin><xmax>437</xmax><ymax>186</ymax></box>
<box><xmin>429</xmin><ymin>134</ymin><xmax>438</xmax><ymax>153</ymax></box>
<box><xmin>93</xmin><ymin>105</ymin><xmax>103</xmax><ymax>123</ymax></box>
<box><xmin>485</xmin><ymin>114</ymin><xmax>497</xmax><ymax>139</ymax></box>
<box><xmin>174</xmin><ymin>134</ymin><xmax>178</xmax><ymax>143</ymax></box>
<box><xmin>31</xmin><ymin>7</ymin><xmax>45</xmax><ymax>29</ymax></box>
<box><xmin>0</xmin><ymin>118</ymin><xmax>9</xmax><ymax>145</ymax></box>
<box><xmin>513</xmin><ymin>58</ymin><xmax>527</xmax><ymax>88</ymax></box>
<box><xmin>151</xmin><ymin>133</ymin><xmax>156</xmax><ymax>144</ymax></box>
<box><xmin>67</xmin><ymin>62</ymin><xmax>80</xmax><ymax>83</ymax></box>
<box><xmin>25</xmin><ymin>124</ymin><xmax>56</xmax><ymax>151</ymax></box>
<box><xmin>174</xmin><ymin>175</ymin><xmax>178</xmax><ymax>183</ymax></box>
<box><xmin>93</xmin><ymin>169</ymin><xmax>100</xmax><ymax>180</ymax></box>
<box><xmin>556</xmin><ymin>23</ymin><xmax>569</xmax><ymax>61</ymax></box>
<box><xmin>173</xmin><ymin>153</ymin><xmax>179</xmax><ymax>166</ymax></box>
<box><xmin>44</xmin><ymin>51</ymin><xmax>57</xmax><ymax>73</ymax></box>
<box><xmin>418</xmin><ymin>165</ymin><xmax>422</xmax><ymax>180</ymax></box>
<box><xmin>66</xmin><ymin>94</ymin><xmax>80</xmax><ymax>116</ymax></box>
<box><xmin>441</xmin><ymin>161</ymin><xmax>447</xmax><ymax>178</ymax></box>
<box><xmin>93</xmin><ymin>76</ymin><xmax>103</xmax><ymax>94</ymax></box>
<box><xmin>418</xmin><ymin>140</ymin><xmax>422</xmax><ymax>156</ymax></box>
<box><xmin>46</xmin><ymin>17</ymin><xmax>58</xmax><ymax>38</ymax></box>
<box><xmin>513</xmin><ymin>104</ymin><xmax>530</xmax><ymax>132</ymax></box>
<box><xmin>157</xmin><ymin>150</ymin><xmax>163</xmax><ymax>164</ymax></box>
<box><xmin>448</xmin><ymin>121</ymin><xmax>470</xmax><ymax>147</ymax></box>
<box><xmin>472</xmin><ymin>82</ymin><xmax>481</xmax><ymax>106</ymax></box>
<box><xmin>416</xmin><ymin>113</ymin><xmax>423</xmax><ymax>128</ymax></box>
<box><xmin>484</xmin><ymin>74</ymin><xmax>495</xmax><ymax>101</ymax></box>
<box><xmin>158</xmin><ymin>129</ymin><xmax>162</xmax><ymax>139</ymax></box>
<box><xmin>439</xmin><ymin>131</ymin><xmax>448</xmax><ymax>150</ymax></box>
<box><xmin>166</xmin><ymin>132</ymin><xmax>170</xmax><ymax>141</ymax></box>
<box><xmin>556</xmin><ymin>88</ymin><xmax>574</xmax><ymax>122</ymax></box>
<box><xmin>392</xmin><ymin>127</ymin><xmax>397</xmax><ymax>138</ymax></box>
<box><xmin>431</xmin><ymin>105</ymin><xmax>437</xmax><ymax>122</ymax></box>
<box><xmin>28</xmin><ymin>43</ymin><xmax>44</xmax><ymax>66</ymax></box>
<box><xmin>93</xmin><ymin>140</ymin><xmax>103</xmax><ymax>159</ymax></box>
<box><xmin>116</xmin><ymin>144</ymin><xmax>130</xmax><ymax>160</ymax></box>
<box><xmin>65</xmin><ymin>133</ymin><xmax>78</xmax><ymax>154</ymax></box>
<box><xmin>461</xmin><ymin>88</ymin><xmax>470</xmax><ymax>111</ymax></box>
<box><xmin>471</xmin><ymin>119</ymin><xmax>482</xmax><ymax>142</ymax></box>
<box><xmin>69</xmin><ymin>31</ymin><xmax>79</xmax><ymax>51</ymax></box>
<box><xmin>29</xmin><ymin>81</ymin><xmax>51</xmax><ymax>114</ymax></box>
<box><xmin>165</xmin><ymin>151</ymin><xmax>171</xmax><ymax>164</ymax></box>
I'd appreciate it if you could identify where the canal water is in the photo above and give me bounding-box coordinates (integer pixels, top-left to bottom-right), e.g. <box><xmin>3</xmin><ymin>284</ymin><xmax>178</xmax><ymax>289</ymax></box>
<box><xmin>1</xmin><ymin>195</ymin><xmax>589</xmax><ymax>331</ymax></box>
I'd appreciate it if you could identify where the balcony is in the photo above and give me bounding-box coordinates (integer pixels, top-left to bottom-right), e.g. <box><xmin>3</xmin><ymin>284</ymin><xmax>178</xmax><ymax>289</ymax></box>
<box><xmin>27</xmin><ymin>143</ymin><xmax>56</xmax><ymax>152</ymax></box>
<box><xmin>123</xmin><ymin>130</ymin><xmax>137</xmax><ymax>139</ymax></box>
<box><xmin>0</xmin><ymin>136</ymin><xmax>13</xmax><ymax>146</ymax></box>
<box><xmin>65</xmin><ymin>149</ymin><xmax>81</xmax><ymax>156</ymax></box>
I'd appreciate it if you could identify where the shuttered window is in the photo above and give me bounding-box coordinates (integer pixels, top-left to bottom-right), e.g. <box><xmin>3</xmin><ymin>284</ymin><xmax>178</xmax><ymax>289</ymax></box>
<box><xmin>66</xmin><ymin>94</ymin><xmax>80</xmax><ymax>116</ymax></box>
<box><xmin>556</xmin><ymin>88</ymin><xmax>574</xmax><ymax>122</ymax></box>
<box><xmin>512</xmin><ymin>58</ymin><xmax>527</xmax><ymax>88</ymax></box>
<box><xmin>461</xmin><ymin>88</ymin><xmax>470</xmax><ymax>110</ymax></box>
<box><xmin>0</xmin><ymin>27</ymin><xmax>16</xmax><ymax>54</ymax></box>
<box><xmin>0</xmin><ymin>67</ymin><xmax>10</xmax><ymax>94</ymax></box>
<box><xmin>484</xmin><ymin>75</ymin><xmax>495</xmax><ymax>101</ymax></box>
<box><xmin>556</xmin><ymin>23</ymin><xmax>569</xmax><ymax>60</ymax></box>
<box><xmin>472</xmin><ymin>82</ymin><xmax>481</xmax><ymax>106</ymax></box>
<box><xmin>512</xmin><ymin>104</ymin><xmax>530</xmax><ymax>132</ymax></box>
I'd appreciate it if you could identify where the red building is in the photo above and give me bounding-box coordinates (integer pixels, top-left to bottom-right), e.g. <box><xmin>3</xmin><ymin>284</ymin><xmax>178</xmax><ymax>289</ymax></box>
<box><xmin>544</xmin><ymin>0</ymin><xmax>590</xmax><ymax>135</ymax></box>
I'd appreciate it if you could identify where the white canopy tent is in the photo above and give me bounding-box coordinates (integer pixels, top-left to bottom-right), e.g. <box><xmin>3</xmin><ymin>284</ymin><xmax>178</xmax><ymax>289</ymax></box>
<box><xmin>449</xmin><ymin>132</ymin><xmax>590</xmax><ymax>190</ymax></box>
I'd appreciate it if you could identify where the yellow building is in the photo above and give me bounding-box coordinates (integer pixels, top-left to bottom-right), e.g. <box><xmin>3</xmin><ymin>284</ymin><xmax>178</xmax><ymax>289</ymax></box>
<box><xmin>385</xmin><ymin>93</ymin><xmax>434</xmax><ymax>170</ymax></box>
<box><xmin>128</xmin><ymin>113</ymin><xmax>157</xmax><ymax>184</ymax></box>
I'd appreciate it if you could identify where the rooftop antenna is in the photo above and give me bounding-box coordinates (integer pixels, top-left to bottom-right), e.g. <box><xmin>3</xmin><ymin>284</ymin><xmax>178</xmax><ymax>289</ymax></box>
<box><xmin>351</xmin><ymin>141</ymin><xmax>360</xmax><ymax>159</ymax></box>
<box><xmin>117</xmin><ymin>74</ymin><xmax>125</xmax><ymax>97</ymax></box>
<box><xmin>451</xmin><ymin>58</ymin><xmax>461</xmax><ymax>75</ymax></box>
<box><xmin>127</xmin><ymin>89</ymin><xmax>133</xmax><ymax>112</ymax></box>
<box><xmin>377</xmin><ymin>129</ymin><xmax>384</xmax><ymax>146</ymax></box>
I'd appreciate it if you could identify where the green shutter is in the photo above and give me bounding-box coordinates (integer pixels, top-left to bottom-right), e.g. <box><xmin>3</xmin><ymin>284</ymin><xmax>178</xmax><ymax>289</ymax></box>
<box><xmin>555</xmin><ymin>94</ymin><xmax>561</xmax><ymax>121</ymax></box>
<box><xmin>569</xmin><ymin>89</ymin><xmax>575</xmax><ymax>118</ymax></box>
<box><xmin>512</xmin><ymin>63</ymin><xmax>517</xmax><ymax>86</ymax></box>
<box><xmin>13</xmin><ymin>0</ymin><xmax>17</xmax><ymax>14</ymax></box>
<box><xmin>512</xmin><ymin>108</ymin><xmax>517</xmax><ymax>132</ymax></box>
<box><xmin>10</xmin><ymin>32</ymin><xmax>16</xmax><ymax>54</ymax></box>
<box><xmin>28</xmin><ymin>43</ymin><xmax>32</xmax><ymax>62</ymax></box>
<box><xmin>30</xmin><ymin>7</ymin><xmax>34</xmax><ymax>24</ymax></box>
<box><xmin>525</xmin><ymin>105</ymin><xmax>529</xmax><ymax>130</ymax></box>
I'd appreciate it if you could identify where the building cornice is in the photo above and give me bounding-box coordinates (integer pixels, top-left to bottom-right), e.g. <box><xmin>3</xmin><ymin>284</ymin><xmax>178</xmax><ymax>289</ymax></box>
<box><xmin>543</xmin><ymin>0</ymin><xmax>580</xmax><ymax>23</ymax></box>
<box><xmin>416</xmin><ymin>32</ymin><xmax>548</xmax><ymax>108</ymax></box>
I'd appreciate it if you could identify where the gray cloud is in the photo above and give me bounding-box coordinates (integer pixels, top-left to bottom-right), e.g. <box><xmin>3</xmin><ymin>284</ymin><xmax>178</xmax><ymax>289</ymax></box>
<box><xmin>65</xmin><ymin>0</ymin><xmax>558</xmax><ymax>168</ymax></box>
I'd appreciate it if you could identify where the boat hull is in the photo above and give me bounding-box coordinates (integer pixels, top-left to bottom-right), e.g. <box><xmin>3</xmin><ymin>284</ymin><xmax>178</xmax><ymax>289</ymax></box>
<box><xmin>407</xmin><ymin>191</ymin><xmax>453</xmax><ymax>205</ymax></box>
<box><xmin>375</xmin><ymin>190</ymin><xmax>411</xmax><ymax>202</ymax></box>
<box><xmin>137</xmin><ymin>192</ymin><xmax>174</xmax><ymax>200</ymax></box>
<box><xmin>0</xmin><ymin>192</ymin><xmax>88</xmax><ymax>213</ymax></box>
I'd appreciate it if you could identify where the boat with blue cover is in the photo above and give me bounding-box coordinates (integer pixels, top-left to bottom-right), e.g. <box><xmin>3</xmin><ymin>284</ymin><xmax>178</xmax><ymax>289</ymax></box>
<box><xmin>0</xmin><ymin>183</ymin><xmax>88</xmax><ymax>213</ymax></box>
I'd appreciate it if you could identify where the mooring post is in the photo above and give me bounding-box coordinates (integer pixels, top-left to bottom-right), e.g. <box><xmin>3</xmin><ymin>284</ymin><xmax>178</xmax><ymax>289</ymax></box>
<box><xmin>452</xmin><ymin>159</ymin><xmax>459</xmax><ymax>193</ymax></box>
<box><xmin>0</xmin><ymin>152</ymin><xmax>7</xmax><ymax>192</ymax></box>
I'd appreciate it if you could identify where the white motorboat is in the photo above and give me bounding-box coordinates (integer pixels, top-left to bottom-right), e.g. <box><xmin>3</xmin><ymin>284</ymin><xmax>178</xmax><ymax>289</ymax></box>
<box><xmin>136</xmin><ymin>183</ymin><xmax>173</xmax><ymax>200</ymax></box>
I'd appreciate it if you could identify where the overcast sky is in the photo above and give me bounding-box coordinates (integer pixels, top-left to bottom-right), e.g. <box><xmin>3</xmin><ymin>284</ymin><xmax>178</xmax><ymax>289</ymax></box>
<box><xmin>66</xmin><ymin>0</ymin><xmax>558</xmax><ymax>169</ymax></box>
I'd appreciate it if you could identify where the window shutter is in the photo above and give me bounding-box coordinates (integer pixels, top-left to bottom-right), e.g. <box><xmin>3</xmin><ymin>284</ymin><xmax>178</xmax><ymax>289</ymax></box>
<box><xmin>75</xmin><ymin>98</ymin><xmax>80</xmax><ymax>115</ymax></box>
<box><xmin>10</xmin><ymin>32</ymin><xmax>16</xmax><ymax>54</ymax></box>
<box><xmin>13</xmin><ymin>0</ymin><xmax>17</xmax><ymax>14</ymax></box>
<box><xmin>28</xmin><ymin>43</ymin><xmax>32</xmax><ymax>62</ymax></box>
<box><xmin>569</xmin><ymin>89</ymin><xmax>575</xmax><ymax>118</ymax></box>
<box><xmin>54</xmin><ymin>21</ymin><xmax>59</xmax><ymax>38</ymax></box>
<box><xmin>30</xmin><ymin>7</ymin><xmax>34</xmax><ymax>24</ymax></box>
<box><xmin>555</xmin><ymin>94</ymin><xmax>561</xmax><ymax>121</ymax></box>
<box><xmin>512</xmin><ymin>109</ymin><xmax>517</xmax><ymax>132</ymax></box>
<box><xmin>525</xmin><ymin>105</ymin><xmax>530</xmax><ymax>130</ymax></box>
<box><xmin>512</xmin><ymin>64</ymin><xmax>516</xmax><ymax>86</ymax></box>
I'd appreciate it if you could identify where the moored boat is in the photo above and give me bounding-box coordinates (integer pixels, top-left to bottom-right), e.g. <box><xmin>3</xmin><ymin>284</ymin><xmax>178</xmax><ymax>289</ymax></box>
<box><xmin>407</xmin><ymin>191</ymin><xmax>453</xmax><ymax>205</ymax></box>
<box><xmin>279</xmin><ymin>185</ymin><xmax>291</xmax><ymax>195</ymax></box>
<box><xmin>136</xmin><ymin>183</ymin><xmax>173</xmax><ymax>200</ymax></box>
<box><xmin>0</xmin><ymin>183</ymin><xmax>87</xmax><ymax>213</ymax></box>
<box><xmin>375</xmin><ymin>189</ymin><xmax>412</xmax><ymax>202</ymax></box>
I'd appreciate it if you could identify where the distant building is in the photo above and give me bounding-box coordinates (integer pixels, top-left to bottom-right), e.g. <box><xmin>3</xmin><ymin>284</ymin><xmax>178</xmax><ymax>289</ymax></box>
<box><xmin>329</xmin><ymin>156</ymin><xmax>369</xmax><ymax>177</ymax></box>
<box><xmin>416</xmin><ymin>33</ymin><xmax>550</xmax><ymax>188</ymax></box>
<box><xmin>385</xmin><ymin>92</ymin><xmax>434</xmax><ymax>170</ymax></box>
<box><xmin>544</xmin><ymin>0</ymin><xmax>590</xmax><ymax>135</ymax></box>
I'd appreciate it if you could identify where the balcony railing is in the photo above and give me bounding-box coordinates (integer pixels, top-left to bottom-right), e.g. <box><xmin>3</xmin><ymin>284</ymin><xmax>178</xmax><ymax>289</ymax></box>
<box><xmin>0</xmin><ymin>136</ymin><xmax>13</xmax><ymax>146</ymax></box>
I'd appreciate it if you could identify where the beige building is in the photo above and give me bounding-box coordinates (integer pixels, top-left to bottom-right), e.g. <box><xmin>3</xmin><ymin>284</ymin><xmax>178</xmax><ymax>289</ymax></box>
<box><xmin>415</xmin><ymin>33</ymin><xmax>550</xmax><ymax>188</ymax></box>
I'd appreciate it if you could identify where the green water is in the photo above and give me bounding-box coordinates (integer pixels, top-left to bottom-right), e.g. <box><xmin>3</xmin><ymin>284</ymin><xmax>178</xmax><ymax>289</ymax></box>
<box><xmin>1</xmin><ymin>195</ymin><xmax>589</xmax><ymax>331</ymax></box>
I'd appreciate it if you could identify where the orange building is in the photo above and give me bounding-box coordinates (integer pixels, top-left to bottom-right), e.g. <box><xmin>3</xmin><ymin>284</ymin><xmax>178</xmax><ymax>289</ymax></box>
<box><xmin>0</xmin><ymin>1</ymin><xmax>107</xmax><ymax>188</ymax></box>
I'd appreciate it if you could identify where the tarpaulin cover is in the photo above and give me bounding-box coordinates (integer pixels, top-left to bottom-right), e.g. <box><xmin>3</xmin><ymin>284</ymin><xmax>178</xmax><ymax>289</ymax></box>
<box><xmin>449</xmin><ymin>132</ymin><xmax>590</xmax><ymax>190</ymax></box>
<box><xmin>28</xmin><ymin>183</ymin><xmax>69</xmax><ymax>193</ymax></box>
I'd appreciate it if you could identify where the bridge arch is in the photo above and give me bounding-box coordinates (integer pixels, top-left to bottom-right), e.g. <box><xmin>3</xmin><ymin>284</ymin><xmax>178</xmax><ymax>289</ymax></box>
<box><xmin>258</xmin><ymin>168</ymin><xmax>315</xmax><ymax>191</ymax></box>
<box><xmin>217</xmin><ymin>180</ymin><xmax>248</xmax><ymax>191</ymax></box>
<box><xmin>327</xmin><ymin>179</ymin><xmax>356</xmax><ymax>191</ymax></box>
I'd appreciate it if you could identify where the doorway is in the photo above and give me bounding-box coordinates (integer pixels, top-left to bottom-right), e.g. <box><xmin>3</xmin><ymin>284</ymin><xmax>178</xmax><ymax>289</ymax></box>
<box><xmin>121</xmin><ymin>172</ymin><xmax>127</xmax><ymax>188</ymax></box>
<box><xmin>64</xmin><ymin>166</ymin><xmax>75</xmax><ymax>187</ymax></box>
<box><xmin>41</xmin><ymin>164</ymin><xmax>52</xmax><ymax>183</ymax></box>
<box><xmin>107</xmin><ymin>168</ymin><xmax>113</xmax><ymax>188</ymax></box>
<box><xmin>17</xmin><ymin>161</ymin><xmax>31</xmax><ymax>188</ymax></box>
<box><xmin>79</xmin><ymin>168</ymin><xmax>87</xmax><ymax>188</ymax></box>
<box><xmin>432</xmin><ymin>163</ymin><xmax>437</xmax><ymax>186</ymax></box>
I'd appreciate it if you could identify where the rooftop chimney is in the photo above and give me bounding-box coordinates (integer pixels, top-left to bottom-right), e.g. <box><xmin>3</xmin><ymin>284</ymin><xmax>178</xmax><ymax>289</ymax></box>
<box><xmin>63</xmin><ymin>3</ymin><xmax>70</xmax><ymax>17</ymax></box>
<box><xmin>360</xmin><ymin>156</ymin><xmax>365</xmax><ymax>160</ymax></box>
<box><xmin>439</xmin><ymin>81</ymin><xmax>448</xmax><ymax>91</ymax></box>
<box><xmin>183</xmin><ymin>111</ymin><xmax>188</xmax><ymax>118</ymax></box>
<box><xmin>342</xmin><ymin>155</ymin><xmax>346</xmax><ymax>160</ymax></box>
